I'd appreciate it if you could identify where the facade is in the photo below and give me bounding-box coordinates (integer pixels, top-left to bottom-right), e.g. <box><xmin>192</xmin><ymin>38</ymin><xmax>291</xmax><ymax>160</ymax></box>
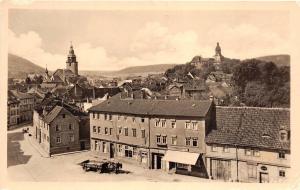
<box><xmin>7</xmin><ymin>91</ymin><xmax>20</xmax><ymax>127</ymax></box>
<box><xmin>205</xmin><ymin>106</ymin><xmax>290</xmax><ymax>183</ymax></box>
<box><xmin>89</xmin><ymin>93</ymin><xmax>213</xmax><ymax>176</ymax></box>
<box><xmin>31</xmin><ymin>96</ymin><xmax>90</xmax><ymax>155</ymax></box>
<box><xmin>9</xmin><ymin>90</ymin><xmax>34</xmax><ymax>125</ymax></box>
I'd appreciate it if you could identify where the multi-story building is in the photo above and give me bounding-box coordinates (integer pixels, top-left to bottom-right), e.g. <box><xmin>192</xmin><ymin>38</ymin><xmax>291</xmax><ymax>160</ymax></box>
<box><xmin>7</xmin><ymin>91</ymin><xmax>20</xmax><ymax>127</ymax></box>
<box><xmin>205</xmin><ymin>106</ymin><xmax>290</xmax><ymax>183</ymax></box>
<box><xmin>9</xmin><ymin>90</ymin><xmax>34</xmax><ymax>124</ymax></box>
<box><xmin>89</xmin><ymin>94</ymin><xmax>213</xmax><ymax>176</ymax></box>
<box><xmin>31</xmin><ymin>96</ymin><xmax>90</xmax><ymax>156</ymax></box>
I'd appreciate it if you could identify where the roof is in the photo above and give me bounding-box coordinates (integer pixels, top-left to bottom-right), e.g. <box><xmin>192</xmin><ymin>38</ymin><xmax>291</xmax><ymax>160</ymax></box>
<box><xmin>206</xmin><ymin>106</ymin><xmax>290</xmax><ymax>151</ymax></box>
<box><xmin>9</xmin><ymin>90</ymin><xmax>34</xmax><ymax>99</ymax></box>
<box><xmin>89</xmin><ymin>93</ymin><xmax>212</xmax><ymax>117</ymax></box>
<box><xmin>43</xmin><ymin>105</ymin><xmax>78</xmax><ymax>124</ymax></box>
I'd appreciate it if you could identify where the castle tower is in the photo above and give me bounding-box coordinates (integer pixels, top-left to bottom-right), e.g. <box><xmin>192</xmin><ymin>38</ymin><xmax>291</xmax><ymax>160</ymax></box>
<box><xmin>214</xmin><ymin>42</ymin><xmax>224</xmax><ymax>64</ymax></box>
<box><xmin>66</xmin><ymin>42</ymin><xmax>78</xmax><ymax>76</ymax></box>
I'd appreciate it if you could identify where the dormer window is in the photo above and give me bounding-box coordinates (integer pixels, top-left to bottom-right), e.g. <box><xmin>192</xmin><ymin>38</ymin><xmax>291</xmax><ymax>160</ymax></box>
<box><xmin>279</xmin><ymin>129</ymin><xmax>288</xmax><ymax>141</ymax></box>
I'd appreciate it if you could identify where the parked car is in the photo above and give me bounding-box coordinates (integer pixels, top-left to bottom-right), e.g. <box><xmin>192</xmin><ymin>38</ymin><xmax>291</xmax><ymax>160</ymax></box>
<box><xmin>81</xmin><ymin>160</ymin><xmax>122</xmax><ymax>174</ymax></box>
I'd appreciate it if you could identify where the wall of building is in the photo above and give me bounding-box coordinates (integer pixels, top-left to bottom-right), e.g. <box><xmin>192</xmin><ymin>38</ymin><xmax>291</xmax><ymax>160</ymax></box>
<box><xmin>49</xmin><ymin>110</ymin><xmax>80</xmax><ymax>155</ymax></box>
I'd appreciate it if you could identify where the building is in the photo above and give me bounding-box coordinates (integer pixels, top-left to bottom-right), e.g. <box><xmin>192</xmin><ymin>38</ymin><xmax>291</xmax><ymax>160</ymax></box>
<box><xmin>9</xmin><ymin>90</ymin><xmax>34</xmax><ymax>125</ymax></box>
<box><xmin>7</xmin><ymin>91</ymin><xmax>20</xmax><ymax>127</ymax></box>
<box><xmin>88</xmin><ymin>93</ymin><xmax>213</xmax><ymax>176</ymax></box>
<box><xmin>205</xmin><ymin>106</ymin><xmax>290</xmax><ymax>183</ymax></box>
<box><xmin>31</xmin><ymin>96</ymin><xmax>90</xmax><ymax>155</ymax></box>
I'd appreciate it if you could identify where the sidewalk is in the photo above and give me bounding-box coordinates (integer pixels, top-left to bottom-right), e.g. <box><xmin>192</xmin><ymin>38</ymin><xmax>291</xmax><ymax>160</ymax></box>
<box><xmin>25</xmin><ymin>134</ymin><xmax>50</xmax><ymax>158</ymax></box>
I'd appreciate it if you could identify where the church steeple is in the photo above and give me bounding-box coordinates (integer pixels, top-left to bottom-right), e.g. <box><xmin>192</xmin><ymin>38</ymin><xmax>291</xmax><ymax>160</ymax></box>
<box><xmin>214</xmin><ymin>42</ymin><xmax>224</xmax><ymax>64</ymax></box>
<box><xmin>66</xmin><ymin>42</ymin><xmax>78</xmax><ymax>76</ymax></box>
<box><xmin>215</xmin><ymin>42</ymin><xmax>222</xmax><ymax>56</ymax></box>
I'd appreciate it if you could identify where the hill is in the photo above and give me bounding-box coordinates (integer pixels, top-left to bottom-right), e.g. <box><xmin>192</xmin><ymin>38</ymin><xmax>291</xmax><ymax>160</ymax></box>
<box><xmin>8</xmin><ymin>53</ymin><xmax>45</xmax><ymax>78</ymax></box>
<box><xmin>255</xmin><ymin>54</ymin><xmax>290</xmax><ymax>67</ymax></box>
<box><xmin>118</xmin><ymin>64</ymin><xmax>177</xmax><ymax>74</ymax></box>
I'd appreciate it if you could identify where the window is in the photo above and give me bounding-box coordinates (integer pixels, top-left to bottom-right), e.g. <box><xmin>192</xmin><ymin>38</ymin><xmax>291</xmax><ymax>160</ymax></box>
<box><xmin>155</xmin><ymin>120</ymin><xmax>160</xmax><ymax>127</ymax></box>
<box><xmin>98</xmin><ymin>126</ymin><xmax>101</xmax><ymax>133</ymax></box>
<box><xmin>93</xmin><ymin>126</ymin><xmax>96</xmax><ymax>133</ymax></box>
<box><xmin>125</xmin><ymin>146</ymin><xmax>133</xmax><ymax>157</ymax></box>
<box><xmin>132</xmin><ymin>117</ymin><xmax>136</xmax><ymax>123</ymax></box>
<box><xmin>103</xmin><ymin>142</ymin><xmax>107</xmax><ymax>153</ymax></box>
<box><xmin>279</xmin><ymin>170</ymin><xmax>286</xmax><ymax>177</ymax></box>
<box><xmin>280</xmin><ymin>131</ymin><xmax>287</xmax><ymax>141</ymax></box>
<box><xmin>192</xmin><ymin>138</ymin><xmax>198</xmax><ymax>147</ymax></box>
<box><xmin>185</xmin><ymin>122</ymin><xmax>191</xmax><ymax>129</ymax></box>
<box><xmin>141</xmin><ymin>129</ymin><xmax>145</xmax><ymax>138</ymax></box>
<box><xmin>253</xmin><ymin>150</ymin><xmax>260</xmax><ymax>157</ymax></box>
<box><xmin>91</xmin><ymin>113</ymin><xmax>94</xmax><ymax>119</ymax></box>
<box><xmin>70</xmin><ymin>134</ymin><xmax>74</xmax><ymax>142</ymax></box>
<box><xmin>117</xmin><ymin>115</ymin><xmax>121</xmax><ymax>120</ymax></box>
<box><xmin>279</xmin><ymin>152</ymin><xmax>286</xmax><ymax>159</ymax></box>
<box><xmin>133</xmin><ymin>147</ymin><xmax>138</xmax><ymax>156</ymax></box>
<box><xmin>132</xmin><ymin>129</ymin><xmax>137</xmax><ymax>137</ymax></box>
<box><xmin>141</xmin><ymin>118</ymin><xmax>145</xmax><ymax>123</ymax></box>
<box><xmin>118</xmin><ymin>127</ymin><xmax>122</xmax><ymax>134</ymax></box>
<box><xmin>245</xmin><ymin>149</ymin><xmax>252</xmax><ymax>156</ymax></box>
<box><xmin>104</xmin><ymin>114</ymin><xmax>108</xmax><ymax>120</ymax></box>
<box><xmin>156</xmin><ymin>135</ymin><xmax>161</xmax><ymax>143</ymax></box>
<box><xmin>161</xmin><ymin>120</ymin><xmax>166</xmax><ymax>128</ymax></box>
<box><xmin>171</xmin><ymin>121</ymin><xmax>176</xmax><ymax>129</ymax></box>
<box><xmin>124</xmin><ymin>128</ymin><xmax>128</xmax><ymax>136</ymax></box>
<box><xmin>124</xmin><ymin>116</ymin><xmax>127</xmax><ymax>121</ymax></box>
<box><xmin>192</xmin><ymin>122</ymin><xmax>198</xmax><ymax>130</ymax></box>
<box><xmin>97</xmin><ymin>113</ymin><xmax>100</xmax><ymax>119</ymax></box>
<box><xmin>104</xmin><ymin>127</ymin><xmax>108</xmax><ymax>135</ymax></box>
<box><xmin>109</xmin><ymin>128</ymin><xmax>113</xmax><ymax>135</ymax></box>
<box><xmin>223</xmin><ymin>146</ymin><xmax>230</xmax><ymax>153</ymax></box>
<box><xmin>118</xmin><ymin>144</ymin><xmax>122</xmax><ymax>152</ymax></box>
<box><xmin>69</xmin><ymin>124</ymin><xmax>73</xmax><ymax>130</ymax></box>
<box><xmin>185</xmin><ymin>137</ymin><xmax>191</xmax><ymax>146</ymax></box>
<box><xmin>248</xmin><ymin>164</ymin><xmax>257</xmax><ymax>178</ymax></box>
<box><xmin>162</xmin><ymin>136</ymin><xmax>167</xmax><ymax>144</ymax></box>
<box><xmin>171</xmin><ymin>136</ymin><xmax>177</xmax><ymax>145</ymax></box>
<box><xmin>109</xmin><ymin>114</ymin><xmax>112</xmax><ymax>120</ymax></box>
<box><xmin>62</xmin><ymin>114</ymin><xmax>65</xmax><ymax>118</ymax></box>
<box><xmin>56</xmin><ymin>136</ymin><xmax>61</xmax><ymax>143</ymax></box>
<box><xmin>211</xmin><ymin>145</ymin><xmax>218</xmax><ymax>152</ymax></box>
<box><xmin>56</xmin><ymin>125</ymin><xmax>60</xmax><ymax>132</ymax></box>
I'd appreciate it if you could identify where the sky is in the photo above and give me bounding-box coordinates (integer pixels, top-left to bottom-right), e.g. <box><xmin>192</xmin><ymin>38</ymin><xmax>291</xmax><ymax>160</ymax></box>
<box><xmin>8</xmin><ymin>9</ymin><xmax>290</xmax><ymax>71</ymax></box>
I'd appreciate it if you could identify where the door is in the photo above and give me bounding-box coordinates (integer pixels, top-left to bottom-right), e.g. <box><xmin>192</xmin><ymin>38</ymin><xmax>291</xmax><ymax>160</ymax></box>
<box><xmin>38</xmin><ymin>130</ymin><xmax>41</xmax><ymax>143</ymax></box>
<box><xmin>212</xmin><ymin>159</ymin><xmax>231</xmax><ymax>181</ymax></box>
<box><xmin>156</xmin><ymin>154</ymin><xmax>162</xmax><ymax>169</ymax></box>
<box><xmin>110</xmin><ymin>143</ymin><xmax>114</xmax><ymax>158</ymax></box>
<box><xmin>80</xmin><ymin>141</ymin><xmax>85</xmax><ymax>150</ymax></box>
<box><xmin>259</xmin><ymin>172</ymin><xmax>269</xmax><ymax>183</ymax></box>
<box><xmin>151</xmin><ymin>153</ymin><xmax>163</xmax><ymax>169</ymax></box>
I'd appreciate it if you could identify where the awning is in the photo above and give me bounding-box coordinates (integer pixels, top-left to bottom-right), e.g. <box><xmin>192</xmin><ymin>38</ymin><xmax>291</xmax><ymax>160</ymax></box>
<box><xmin>162</xmin><ymin>150</ymin><xmax>200</xmax><ymax>165</ymax></box>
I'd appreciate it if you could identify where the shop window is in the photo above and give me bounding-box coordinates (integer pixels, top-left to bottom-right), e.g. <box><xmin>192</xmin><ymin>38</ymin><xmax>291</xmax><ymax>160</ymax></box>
<box><xmin>247</xmin><ymin>164</ymin><xmax>257</xmax><ymax>178</ymax></box>
<box><xmin>279</xmin><ymin>170</ymin><xmax>285</xmax><ymax>177</ymax></box>
<box><xmin>177</xmin><ymin>163</ymin><xmax>188</xmax><ymax>170</ymax></box>
<box><xmin>125</xmin><ymin>146</ymin><xmax>133</xmax><ymax>157</ymax></box>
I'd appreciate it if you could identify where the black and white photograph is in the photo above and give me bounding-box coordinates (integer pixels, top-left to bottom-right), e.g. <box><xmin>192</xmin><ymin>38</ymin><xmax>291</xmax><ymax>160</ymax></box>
<box><xmin>2</xmin><ymin>1</ymin><xmax>299</xmax><ymax>187</ymax></box>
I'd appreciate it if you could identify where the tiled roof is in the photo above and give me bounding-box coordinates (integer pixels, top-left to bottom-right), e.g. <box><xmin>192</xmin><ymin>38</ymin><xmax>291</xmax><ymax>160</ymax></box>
<box><xmin>89</xmin><ymin>93</ymin><xmax>212</xmax><ymax>117</ymax></box>
<box><xmin>43</xmin><ymin>106</ymin><xmax>64</xmax><ymax>123</ymax></box>
<box><xmin>206</xmin><ymin>106</ymin><xmax>290</xmax><ymax>151</ymax></box>
<box><xmin>9</xmin><ymin>90</ymin><xmax>34</xmax><ymax>99</ymax></box>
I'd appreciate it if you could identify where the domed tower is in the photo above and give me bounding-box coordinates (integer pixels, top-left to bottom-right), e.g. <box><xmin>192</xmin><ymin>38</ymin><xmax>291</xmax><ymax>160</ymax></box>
<box><xmin>66</xmin><ymin>42</ymin><xmax>78</xmax><ymax>76</ymax></box>
<box><xmin>214</xmin><ymin>42</ymin><xmax>224</xmax><ymax>64</ymax></box>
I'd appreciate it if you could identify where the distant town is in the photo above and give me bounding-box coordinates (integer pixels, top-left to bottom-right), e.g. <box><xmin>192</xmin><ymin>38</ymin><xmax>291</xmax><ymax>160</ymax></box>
<box><xmin>7</xmin><ymin>42</ymin><xmax>290</xmax><ymax>183</ymax></box>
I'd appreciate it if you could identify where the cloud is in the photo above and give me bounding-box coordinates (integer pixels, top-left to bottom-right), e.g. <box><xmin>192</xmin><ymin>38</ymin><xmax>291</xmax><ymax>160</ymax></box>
<box><xmin>9</xmin><ymin>21</ymin><xmax>290</xmax><ymax>72</ymax></box>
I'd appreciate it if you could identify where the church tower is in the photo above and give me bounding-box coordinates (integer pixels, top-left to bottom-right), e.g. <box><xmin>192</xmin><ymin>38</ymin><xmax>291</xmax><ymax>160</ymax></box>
<box><xmin>66</xmin><ymin>43</ymin><xmax>78</xmax><ymax>76</ymax></box>
<box><xmin>214</xmin><ymin>42</ymin><xmax>224</xmax><ymax>64</ymax></box>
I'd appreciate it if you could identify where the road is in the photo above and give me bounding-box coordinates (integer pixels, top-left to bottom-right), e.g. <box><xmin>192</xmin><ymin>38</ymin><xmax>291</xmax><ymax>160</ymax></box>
<box><xmin>7</xmin><ymin>126</ymin><xmax>210</xmax><ymax>182</ymax></box>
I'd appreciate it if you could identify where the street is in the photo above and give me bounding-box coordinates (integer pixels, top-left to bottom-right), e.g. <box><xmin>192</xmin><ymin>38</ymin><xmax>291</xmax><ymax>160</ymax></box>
<box><xmin>7</xmin><ymin>126</ymin><xmax>210</xmax><ymax>182</ymax></box>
